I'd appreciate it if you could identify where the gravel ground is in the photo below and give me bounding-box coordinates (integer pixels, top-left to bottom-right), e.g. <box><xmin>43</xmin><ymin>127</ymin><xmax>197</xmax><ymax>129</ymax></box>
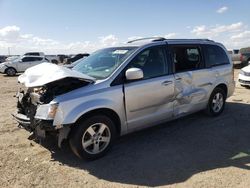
<box><xmin>1</xmin><ymin>69</ymin><xmax>250</xmax><ymax>188</ymax></box>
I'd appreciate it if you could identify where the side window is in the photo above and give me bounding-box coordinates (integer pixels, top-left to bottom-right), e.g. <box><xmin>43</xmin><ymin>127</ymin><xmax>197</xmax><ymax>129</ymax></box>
<box><xmin>128</xmin><ymin>46</ymin><xmax>167</xmax><ymax>79</ymax></box>
<box><xmin>33</xmin><ymin>57</ymin><xmax>43</xmax><ymax>61</ymax></box>
<box><xmin>204</xmin><ymin>45</ymin><xmax>229</xmax><ymax>67</ymax></box>
<box><xmin>22</xmin><ymin>57</ymin><xmax>32</xmax><ymax>62</ymax></box>
<box><xmin>172</xmin><ymin>46</ymin><xmax>202</xmax><ymax>73</ymax></box>
<box><xmin>22</xmin><ymin>57</ymin><xmax>42</xmax><ymax>62</ymax></box>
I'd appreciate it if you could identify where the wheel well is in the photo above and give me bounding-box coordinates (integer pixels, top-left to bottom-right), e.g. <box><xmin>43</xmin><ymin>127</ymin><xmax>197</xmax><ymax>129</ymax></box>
<box><xmin>215</xmin><ymin>84</ymin><xmax>228</xmax><ymax>96</ymax></box>
<box><xmin>76</xmin><ymin>108</ymin><xmax>121</xmax><ymax>135</ymax></box>
<box><xmin>4</xmin><ymin>67</ymin><xmax>16</xmax><ymax>74</ymax></box>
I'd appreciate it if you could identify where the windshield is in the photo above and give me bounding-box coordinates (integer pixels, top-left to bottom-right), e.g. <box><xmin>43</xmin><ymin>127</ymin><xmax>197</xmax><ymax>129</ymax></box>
<box><xmin>73</xmin><ymin>47</ymin><xmax>137</xmax><ymax>79</ymax></box>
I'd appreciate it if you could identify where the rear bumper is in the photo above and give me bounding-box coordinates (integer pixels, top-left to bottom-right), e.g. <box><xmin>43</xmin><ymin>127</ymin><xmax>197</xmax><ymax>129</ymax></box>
<box><xmin>233</xmin><ymin>61</ymin><xmax>242</xmax><ymax>65</ymax></box>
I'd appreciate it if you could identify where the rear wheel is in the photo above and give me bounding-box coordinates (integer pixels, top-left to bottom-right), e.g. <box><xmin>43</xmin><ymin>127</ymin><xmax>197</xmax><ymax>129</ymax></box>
<box><xmin>206</xmin><ymin>87</ymin><xmax>226</xmax><ymax>116</ymax></box>
<box><xmin>69</xmin><ymin>115</ymin><xmax>116</xmax><ymax>160</ymax></box>
<box><xmin>51</xmin><ymin>59</ymin><xmax>58</xmax><ymax>64</ymax></box>
<box><xmin>5</xmin><ymin>67</ymin><xmax>16</xmax><ymax>76</ymax></box>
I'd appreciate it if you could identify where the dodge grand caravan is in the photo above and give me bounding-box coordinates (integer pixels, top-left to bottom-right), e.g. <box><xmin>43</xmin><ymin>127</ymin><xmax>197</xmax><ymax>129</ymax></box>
<box><xmin>13</xmin><ymin>38</ymin><xmax>235</xmax><ymax>160</ymax></box>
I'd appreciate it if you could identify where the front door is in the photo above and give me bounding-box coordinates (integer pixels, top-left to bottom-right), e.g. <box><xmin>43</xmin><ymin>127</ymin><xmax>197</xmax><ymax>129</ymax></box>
<box><xmin>19</xmin><ymin>57</ymin><xmax>44</xmax><ymax>72</ymax></box>
<box><xmin>18</xmin><ymin>57</ymin><xmax>31</xmax><ymax>72</ymax></box>
<box><xmin>124</xmin><ymin>45</ymin><xmax>175</xmax><ymax>130</ymax></box>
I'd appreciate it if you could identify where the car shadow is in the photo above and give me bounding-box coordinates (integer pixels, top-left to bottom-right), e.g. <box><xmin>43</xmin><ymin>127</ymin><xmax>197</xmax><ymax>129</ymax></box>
<box><xmin>41</xmin><ymin>102</ymin><xmax>250</xmax><ymax>187</ymax></box>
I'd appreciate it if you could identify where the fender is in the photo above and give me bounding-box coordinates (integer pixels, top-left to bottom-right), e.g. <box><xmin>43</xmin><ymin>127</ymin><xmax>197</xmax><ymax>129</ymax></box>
<box><xmin>53</xmin><ymin>98</ymin><xmax>126</xmax><ymax>129</ymax></box>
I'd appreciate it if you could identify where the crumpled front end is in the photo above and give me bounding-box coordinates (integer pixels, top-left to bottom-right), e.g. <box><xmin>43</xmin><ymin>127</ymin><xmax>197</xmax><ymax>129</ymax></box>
<box><xmin>12</xmin><ymin>64</ymin><xmax>94</xmax><ymax>146</ymax></box>
<box><xmin>13</xmin><ymin>86</ymin><xmax>56</xmax><ymax>136</ymax></box>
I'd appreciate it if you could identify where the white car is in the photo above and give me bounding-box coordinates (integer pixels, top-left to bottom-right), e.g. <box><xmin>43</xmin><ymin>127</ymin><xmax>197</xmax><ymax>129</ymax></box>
<box><xmin>0</xmin><ymin>56</ymin><xmax>48</xmax><ymax>76</ymax></box>
<box><xmin>238</xmin><ymin>65</ymin><xmax>250</xmax><ymax>87</ymax></box>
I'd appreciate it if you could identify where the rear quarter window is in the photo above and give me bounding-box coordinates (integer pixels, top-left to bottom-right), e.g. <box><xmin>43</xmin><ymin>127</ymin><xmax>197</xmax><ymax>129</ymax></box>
<box><xmin>203</xmin><ymin>45</ymin><xmax>229</xmax><ymax>67</ymax></box>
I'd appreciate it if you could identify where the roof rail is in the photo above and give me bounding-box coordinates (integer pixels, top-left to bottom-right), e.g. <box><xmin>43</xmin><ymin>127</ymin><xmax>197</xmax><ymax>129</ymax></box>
<box><xmin>127</xmin><ymin>37</ymin><xmax>166</xmax><ymax>43</ymax></box>
<box><xmin>165</xmin><ymin>39</ymin><xmax>214</xmax><ymax>42</ymax></box>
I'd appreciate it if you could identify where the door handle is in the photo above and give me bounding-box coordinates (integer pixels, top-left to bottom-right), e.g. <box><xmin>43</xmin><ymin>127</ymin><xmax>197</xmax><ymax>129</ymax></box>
<box><xmin>162</xmin><ymin>80</ymin><xmax>173</xmax><ymax>86</ymax></box>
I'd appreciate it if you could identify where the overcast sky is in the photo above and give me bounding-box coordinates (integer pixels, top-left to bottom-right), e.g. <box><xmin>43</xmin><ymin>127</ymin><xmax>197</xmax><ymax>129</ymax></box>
<box><xmin>0</xmin><ymin>0</ymin><xmax>250</xmax><ymax>55</ymax></box>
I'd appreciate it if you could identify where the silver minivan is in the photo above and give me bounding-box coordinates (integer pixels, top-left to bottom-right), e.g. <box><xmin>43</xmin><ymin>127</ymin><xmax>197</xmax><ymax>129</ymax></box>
<box><xmin>13</xmin><ymin>38</ymin><xmax>235</xmax><ymax>160</ymax></box>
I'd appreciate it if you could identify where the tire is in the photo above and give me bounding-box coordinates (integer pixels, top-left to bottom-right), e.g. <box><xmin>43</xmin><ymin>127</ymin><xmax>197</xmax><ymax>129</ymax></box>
<box><xmin>69</xmin><ymin>115</ymin><xmax>117</xmax><ymax>160</ymax></box>
<box><xmin>51</xmin><ymin>59</ymin><xmax>58</xmax><ymax>64</ymax></box>
<box><xmin>5</xmin><ymin>67</ymin><xmax>16</xmax><ymax>76</ymax></box>
<box><xmin>206</xmin><ymin>87</ymin><xmax>226</xmax><ymax>116</ymax></box>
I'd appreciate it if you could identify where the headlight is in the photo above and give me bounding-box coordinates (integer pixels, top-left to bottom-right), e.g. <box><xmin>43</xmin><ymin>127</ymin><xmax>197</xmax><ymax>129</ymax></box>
<box><xmin>48</xmin><ymin>103</ymin><xmax>59</xmax><ymax>119</ymax></box>
<box><xmin>35</xmin><ymin>102</ymin><xmax>59</xmax><ymax>120</ymax></box>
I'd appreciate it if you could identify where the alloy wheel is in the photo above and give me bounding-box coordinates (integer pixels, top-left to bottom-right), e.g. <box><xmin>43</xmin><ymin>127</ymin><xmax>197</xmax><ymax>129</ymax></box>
<box><xmin>212</xmin><ymin>93</ymin><xmax>224</xmax><ymax>113</ymax></box>
<box><xmin>81</xmin><ymin>123</ymin><xmax>111</xmax><ymax>154</ymax></box>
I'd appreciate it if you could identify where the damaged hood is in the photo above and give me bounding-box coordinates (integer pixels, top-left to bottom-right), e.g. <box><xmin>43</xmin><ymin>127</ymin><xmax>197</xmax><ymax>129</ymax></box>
<box><xmin>18</xmin><ymin>63</ymin><xmax>95</xmax><ymax>87</ymax></box>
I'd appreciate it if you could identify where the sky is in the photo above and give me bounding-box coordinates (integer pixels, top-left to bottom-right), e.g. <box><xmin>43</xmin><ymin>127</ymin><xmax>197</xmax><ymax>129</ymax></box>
<box><xmin>0</xmin><ymin>0</ymin><xmax>250</xmax><ymax>55</ymax></box>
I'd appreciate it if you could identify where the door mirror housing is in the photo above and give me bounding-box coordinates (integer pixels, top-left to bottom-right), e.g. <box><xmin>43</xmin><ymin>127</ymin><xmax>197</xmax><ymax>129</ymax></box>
<box><xmin>125</xmin><ymin>68</ymin><xmax>143</xmax><ymax>81</ymax></box>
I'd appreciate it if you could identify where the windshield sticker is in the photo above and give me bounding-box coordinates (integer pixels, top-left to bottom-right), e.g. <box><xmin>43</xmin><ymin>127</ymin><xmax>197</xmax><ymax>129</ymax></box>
<box><xmin>112</xmin><ymin>50</ymin><xmax>128</xmax><ymax>54</ymax></box>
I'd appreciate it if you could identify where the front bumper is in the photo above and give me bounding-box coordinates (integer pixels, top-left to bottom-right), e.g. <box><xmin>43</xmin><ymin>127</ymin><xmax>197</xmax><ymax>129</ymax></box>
<box><xmin>12</xmin><ymin>112</ymin><xmax>55</xmax><ymax>136</ymax></box>
<box><xmin>238</xmin><ymin>74</ymin><xmax>250</xmax><ymax>86</ymax></box>
<box><xmin>12</xmin><ymin>113</ymin><xmax>31</xmax><ymax>130</ymax></box>
<box><xmin>12</xmin><ymin>112</ymin><xmax>71</xmax><ymax>147</ymax></box>
<box><xmin>0</xmin><ymin>65</ymin><xmax>6</xmax><ymax>73</ymax></box>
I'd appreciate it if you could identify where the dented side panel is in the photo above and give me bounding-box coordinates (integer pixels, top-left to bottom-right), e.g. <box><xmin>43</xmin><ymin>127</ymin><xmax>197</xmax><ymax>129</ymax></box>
<box><xmin>173</xmin><ymin>69</ymin><xmax>214</xmax><ymax>117</ymax></box>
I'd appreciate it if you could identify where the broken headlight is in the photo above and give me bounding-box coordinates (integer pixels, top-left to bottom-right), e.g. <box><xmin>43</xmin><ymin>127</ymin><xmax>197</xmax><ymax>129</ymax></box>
<box><xmin>35</xmin><ymin>102</ymin><xmax>59</xmax><ymax>120</ymax></box>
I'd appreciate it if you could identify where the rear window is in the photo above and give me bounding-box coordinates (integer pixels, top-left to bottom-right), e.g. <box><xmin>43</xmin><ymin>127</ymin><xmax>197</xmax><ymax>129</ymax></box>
<box><xmin>203</xmin><ymin>45</ymin><xmax>229</xmax><ymax>67</ymax></box>
<box><xmin>233</xmin><ymin>49</ymin><xmax>239</xmax><ymax>54</ymax></box>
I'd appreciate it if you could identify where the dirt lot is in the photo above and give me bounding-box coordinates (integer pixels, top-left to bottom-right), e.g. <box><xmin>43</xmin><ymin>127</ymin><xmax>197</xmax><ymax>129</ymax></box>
<box><xmin>0</xmin><ymin>69</ymin><xmax>250</xmax><ymax>188</ymax></box>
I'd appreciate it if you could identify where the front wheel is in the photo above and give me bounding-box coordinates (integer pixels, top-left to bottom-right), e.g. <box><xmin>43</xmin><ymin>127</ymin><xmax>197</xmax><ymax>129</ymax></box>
<box><xmin>206</xmin><ymin>87</ymin><xmax>226</xmax><ymax>116</ymax></box>
<box><xmin>69</xmin><ymin>115</ymin><xmax>116</xmax><ymax>160</ymax></box>
<box><xmin>5</xmin><ymin>67</ymin><xmax>16</xmax><ymax>76</ymax></box>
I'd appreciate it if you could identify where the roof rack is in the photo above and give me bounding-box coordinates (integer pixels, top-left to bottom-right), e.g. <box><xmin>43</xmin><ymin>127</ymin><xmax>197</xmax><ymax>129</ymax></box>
<box><xmin>165</xmin><ymin>39</ymin><xmax>214</xmax><ymax>42</ymax></box>
<box><xmin>127</xmin><ymin>37</ymin><xmax>166</xmax><ymax>43</ymax></box>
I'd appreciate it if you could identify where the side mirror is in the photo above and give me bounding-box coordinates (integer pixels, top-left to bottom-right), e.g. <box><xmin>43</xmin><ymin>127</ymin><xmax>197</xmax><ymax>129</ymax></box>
<box><xmin>125</xmin><ymin>68</ymin><xmax>143</xmax><ymax>81</ymax></box>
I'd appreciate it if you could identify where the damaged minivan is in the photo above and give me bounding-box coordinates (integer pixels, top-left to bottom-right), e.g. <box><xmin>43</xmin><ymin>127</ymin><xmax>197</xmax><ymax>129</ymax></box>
<box><xmin>13</xmin><ymin>38</ymin><xmax>235</xmax><ymax>160</ymax></box>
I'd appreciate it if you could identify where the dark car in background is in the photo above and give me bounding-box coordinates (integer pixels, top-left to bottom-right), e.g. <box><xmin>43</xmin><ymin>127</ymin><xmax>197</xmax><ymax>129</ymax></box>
<box><xmin>65</xmin><ymin>53</ymin><xmax>89</xmax><ymax>64</ymax></box>
<box><xmin>0</xmin><ymin>56</ymin><xmax>7</xmax><ymax>63</ymax></box>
